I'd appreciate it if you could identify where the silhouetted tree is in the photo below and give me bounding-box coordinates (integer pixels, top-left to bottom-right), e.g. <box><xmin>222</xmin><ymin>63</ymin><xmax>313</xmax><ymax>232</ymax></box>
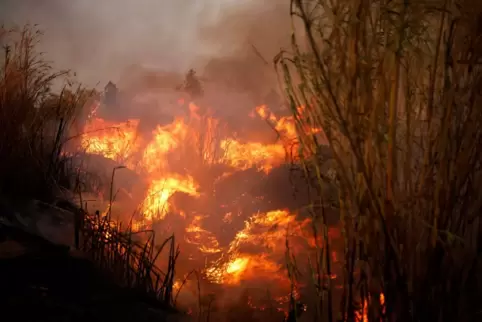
<box><xmin>183</xmin><ymin>69</ymin><xmax>203</xmax><ymax>98</ymax></box>
<box><xmin>103</xmin><ymin>81</ymin><xmax>118</xmax><ymax>108</ymax></box>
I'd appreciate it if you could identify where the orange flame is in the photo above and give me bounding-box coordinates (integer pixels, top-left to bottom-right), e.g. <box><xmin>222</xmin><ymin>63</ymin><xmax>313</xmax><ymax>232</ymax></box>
<box><xmin>80</xmin><ymin>98</ymin><xmax>330</xmax><ymax>315</ymax></box>
<box><xmin>142</xmin><ymin>175</ymin><xmax>199</xmax><ymax>221</ymax></box>
<box><xmin>81</xmin><ymin>118</ymin><xmax>140</xmax><ymax>164</ymax></box>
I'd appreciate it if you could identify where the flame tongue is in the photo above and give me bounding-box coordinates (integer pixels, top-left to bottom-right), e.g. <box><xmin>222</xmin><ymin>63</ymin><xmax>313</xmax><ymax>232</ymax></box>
<box><xmin>80</xmin><ymin>100</ymin><xmax>323</xmax><ymax>312</ymax></box>
<box><xmin>81</xmin><ymin>118</ymin><xmax>140</xmax><ymax>165</ymax></box>
<box><xmin>142</xmin><ymin>175</ymin><xmax>199</xmax><ymax>221</ymax></box>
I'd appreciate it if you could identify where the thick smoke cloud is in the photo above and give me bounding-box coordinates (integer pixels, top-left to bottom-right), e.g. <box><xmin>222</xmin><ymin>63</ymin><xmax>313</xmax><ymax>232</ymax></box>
<box><xmin>198</xmin><ymin>1</ymin><xmax>291</xmax><ymax>59</ymax></box>
<box><xmin>0</xmin><ymin>0</ymin><xmax>291</xmax><ymax>90</ymax></box>
<box><xmin>197</xmin><ymin>1</ymin><xmax>292</xmax><ymax>102</ymax></box>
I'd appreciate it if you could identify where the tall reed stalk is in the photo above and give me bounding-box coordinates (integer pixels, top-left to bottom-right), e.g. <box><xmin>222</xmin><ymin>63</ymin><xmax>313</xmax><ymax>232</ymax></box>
<box><xmin>0</xmin><ymin>25</ymin><xmax>90</xmax><ymax>202</ymax></box>
<box><xmin>277</xmin><ymin>0</ymin><xmax>482</xmax><ymax>320</ymax></box>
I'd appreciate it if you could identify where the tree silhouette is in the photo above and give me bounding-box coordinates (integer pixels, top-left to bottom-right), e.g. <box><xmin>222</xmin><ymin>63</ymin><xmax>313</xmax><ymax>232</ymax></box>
<box><xmin>183</xmin><ymin>69</ymin><xmax>203</xmax><ymax>98</ymax></box>
<box><xmin>103</xmin><ymin>81</ymin><xmax>118</xmax><ymax>108</ymax></box>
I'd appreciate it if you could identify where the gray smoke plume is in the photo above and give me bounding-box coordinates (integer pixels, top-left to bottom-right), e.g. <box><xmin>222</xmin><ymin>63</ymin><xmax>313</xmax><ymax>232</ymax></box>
<box><xmin>0</xmin><ymin>0</ymin><xmax>291</xmax><ymax>92</ymax></box>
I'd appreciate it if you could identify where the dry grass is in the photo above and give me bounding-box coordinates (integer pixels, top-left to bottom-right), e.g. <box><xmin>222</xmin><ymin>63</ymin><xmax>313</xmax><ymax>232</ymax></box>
<box><xmin>277</xmin><ymin>0</ymin><xmax>482</xmax><ymax>321</ymax></box>
<box><xmin>0</xmin><ymin>25</ymin><xmax>91</xmax><ymax>202</ymax></box>
<box><xmin>0</xmin><ymin>24</ymin><xmax>181</xmax><ymax>313</ymax></box>
<box><xmin>77</xmin><ymin>164</ymin><xmax>180</xmax><ymax>307</ymax></box>
<box><xmin>80</xmin><ymin>209</ymin><xmax>179</xmax><ymax>306</ymax></box>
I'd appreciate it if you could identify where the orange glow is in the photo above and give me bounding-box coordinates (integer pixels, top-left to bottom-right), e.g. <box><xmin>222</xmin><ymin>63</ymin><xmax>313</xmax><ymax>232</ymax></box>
<box><xmin>220</xmin><ymin>140</ymin><xmax>286</xmax><ymax>173</ymax></box>
<box><xmin>355</xmin><ymin>293</ymin><xmax>386</xmax><ymax>322</ymax></box>
<box><xmin>142</xmin><ymin>175</ymin><xmax>199</xmax><ymax>220</ymax></box>
<box><xmin>218</xmin><ymin>105</ymin><xmax>323</xmax><ymax>173</ymax></box>
<box><xmin>80</xmin><ymin>97</ymin><xmax>330</xmax><ymax>315</ymax></box>
<box><xmin>141</xmin><ymin>118</ymin><xmax>189</xmax><ymax>173</ymax></box>
<box><xmin>81</xmin><ymin>118</ymin><xmax>140</xmax><ymax>164</ymax></box>
<box><xmin>202</xmin><ymin>209</ymin><xmax>304</xmax><ymax>288</ymax></box>
<box><xmin>185</xmin><ymin>215</ymin><xmax>221</xmax><ymax>254</ymax></box>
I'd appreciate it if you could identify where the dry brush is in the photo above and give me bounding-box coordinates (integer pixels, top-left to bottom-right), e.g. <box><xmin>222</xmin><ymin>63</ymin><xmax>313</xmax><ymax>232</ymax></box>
<box><xmin>277</xmin><ymin>0</ymin><xmax>482</xmax><ymax>321</ymax></box>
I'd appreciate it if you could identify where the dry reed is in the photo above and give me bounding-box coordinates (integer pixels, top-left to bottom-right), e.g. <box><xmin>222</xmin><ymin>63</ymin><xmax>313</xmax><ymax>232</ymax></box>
<box><xmin>277</xmin><ymin>0</ymin><xmax>482</xmax><ymax>321</ymax></box>
<box><xmin>0</xmin><ymin>25</ymin><xmax>91</xmax><ymax>202</ymax></box>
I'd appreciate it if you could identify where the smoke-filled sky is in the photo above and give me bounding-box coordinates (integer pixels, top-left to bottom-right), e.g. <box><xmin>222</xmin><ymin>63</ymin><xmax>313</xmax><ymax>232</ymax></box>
<box><xmin>0</xmin><ymin>0</ymin><xmax>290</xmax><ymax>87</ymax></box>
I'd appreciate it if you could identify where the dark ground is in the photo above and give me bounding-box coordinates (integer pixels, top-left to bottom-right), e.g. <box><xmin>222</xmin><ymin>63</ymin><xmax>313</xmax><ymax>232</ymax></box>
<box><xmin>0</xmin><ymin>221</ymin><xmax>186</xmax><ymax>322</ymax></box>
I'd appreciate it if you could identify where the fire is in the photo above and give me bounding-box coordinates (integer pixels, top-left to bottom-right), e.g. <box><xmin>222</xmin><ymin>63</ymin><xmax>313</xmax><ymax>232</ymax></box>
<box><xmin>225</xmin><ymin>257</ymin><xmax>250</xmax><ymax>283</ymax></box>
<box><xmin>206</xmin><ymin>253</ymin><xmax>285</xmax><ymax>286</ymax></box>
<box><xmin>142</xmin><ymin>175</ymin><xmax>199</xmax><ymax>221</ymax></box>
<box><xmin>219</xmin><ymin>104</ymin><xmax>316</xmax><ymax>173</ymax></box>
<box><xmin>203</xmin><ymin>209</ymin><xmax>302</xmax><ymax>287</ymax></box>
<box><xmin>141</xmin><ymin>118</ymin><xmax>189</xmax><ymax>173</ymax></box>
<box><xmin>228</xmin><ymin>209</ymin><xmax>298</xmax><ymax>252</ymax></box>
<box><xmin>255</xmin><ymin>104</ymin><xmax>325</xmax><ymax>160</ymax></box>
<box><xmin>173</xmin><ymin>280</ymin><xmax>182</xmax><ymax>292</ymax></box>
<box><xmin>219</xmin><ymin>105</ymin><xmax>322</xmax><ymax>173</ymax></box>
<box><xmin>220</xmin><ymin>140</ymin><xmax>286</xmax><ymax>173</ymax></box>
<box><xmin>79</xmin><ymin>96</ymin><xmax>328</xmax><ymax>315</ymax></box>
<box><xmin>81</xmin><ymin>118</ymin><xmax>140</xmax><ymax>164</ymax></box>
<box><xmin>255</xmin><ymin>105</ymin><xmax>298</xmax><ymax>140</ymax></box>
<box><xmin>185</xmin><ymin>215</ymin><xmax>221</xmax><ymax>254</ymax></box>
<box><xmin>355</xmin><ymin>293</ymin><xmax>386</xmax><ymax>322</ymax></box>
<box><xmin>226</xmin><ymin>257</ymin><xmax>249</xmax><ymax>274</ymax></box>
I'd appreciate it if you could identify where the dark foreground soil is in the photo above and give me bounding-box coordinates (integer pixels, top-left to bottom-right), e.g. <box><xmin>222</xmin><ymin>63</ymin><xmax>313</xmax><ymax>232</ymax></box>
<box><xmin>0</xmin><ymin>224</ymin><xmax>186</xmax><ymax>322</ymax></box>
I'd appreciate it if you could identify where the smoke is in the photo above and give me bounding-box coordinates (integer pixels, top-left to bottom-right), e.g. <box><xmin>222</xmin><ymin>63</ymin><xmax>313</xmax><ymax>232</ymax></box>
<box><xmin>197</xmin><ymin>1</ymin><xmax>291</xmax><ymax>59</ymax></box>
<box><xmin>0</xmin><ymin>0</ymin><xmax>291</xmax><ymax>92</ymax></box>
<box><xmin>1</xmin><ymin>1</ymin><xmax>316</xmax><ymax>312</ymax></box>
<box><xmin>196</xmin><ymin>1</ymin><xmax>292</xmax><ymax>101</ymax></box>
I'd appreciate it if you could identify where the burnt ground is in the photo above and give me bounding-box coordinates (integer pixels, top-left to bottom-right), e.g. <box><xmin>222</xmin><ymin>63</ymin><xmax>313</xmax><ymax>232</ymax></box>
<box><xmin>0</xmin><ymin>221</ymin><xmax>187</xmax><ymax>322</ymax></box>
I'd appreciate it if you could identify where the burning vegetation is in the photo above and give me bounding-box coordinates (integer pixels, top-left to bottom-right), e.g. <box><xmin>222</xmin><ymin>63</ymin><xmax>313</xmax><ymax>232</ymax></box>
<box><xmin>2</xmin><ymin>0</ymin><xmax>482</xmax><ymax>321</ymax></box>
<box><xmin>77</xmin><ymin>82</ymin><xmax>328</xmax><ymax>318</ymax></box>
